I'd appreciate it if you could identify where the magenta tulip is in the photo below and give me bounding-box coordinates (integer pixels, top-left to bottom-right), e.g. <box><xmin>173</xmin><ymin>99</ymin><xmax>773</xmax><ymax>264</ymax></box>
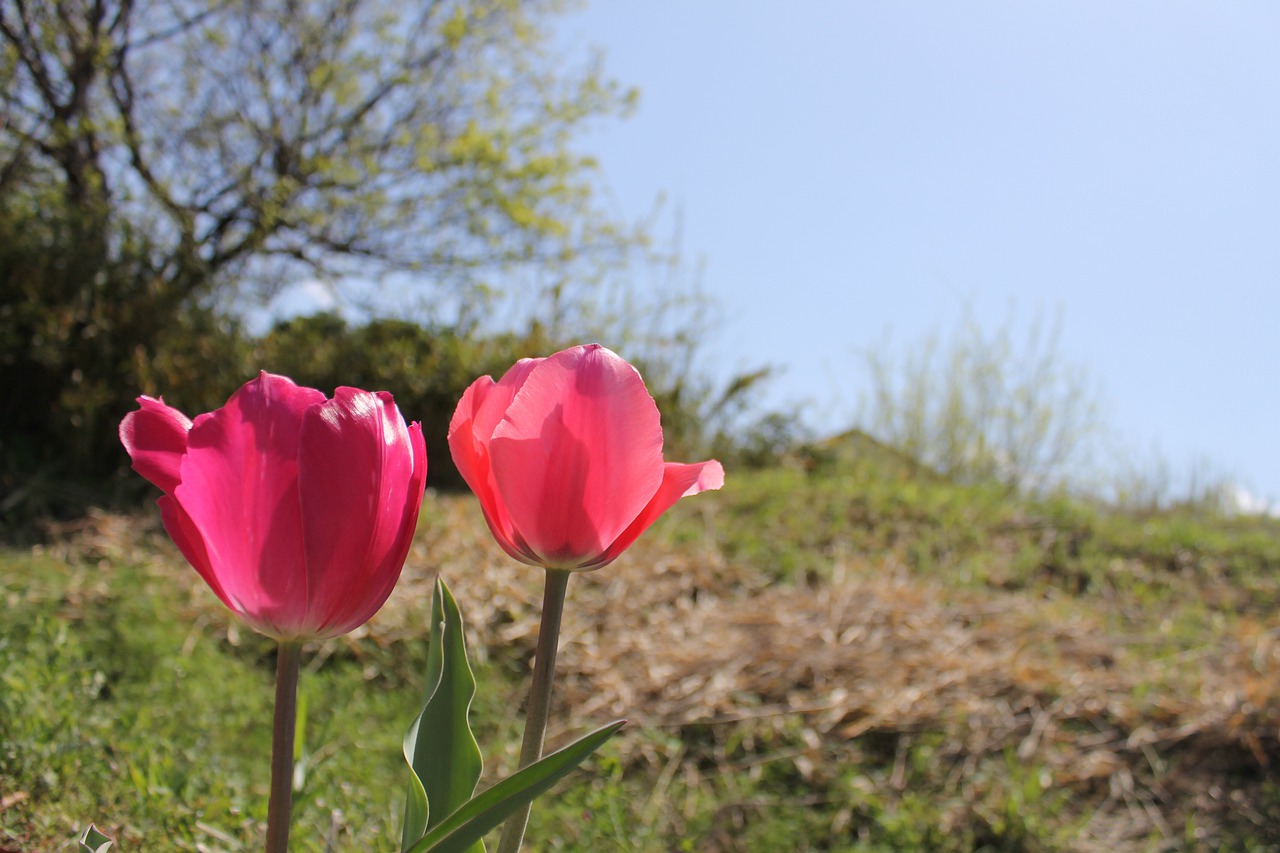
<box><xmin>448</xmin><ymin>343</ymin><xmax>724</xmax><ymax>571</ymax></box>
<box><xmin>120</xmin><ymin>372</ymin><xmax>427</xmax><ymax>642</ymax></box>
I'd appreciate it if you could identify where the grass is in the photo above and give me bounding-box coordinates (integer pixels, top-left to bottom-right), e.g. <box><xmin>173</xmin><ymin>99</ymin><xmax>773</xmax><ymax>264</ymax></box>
<box><xmin>3</xmin><ymin>451</ymin><xmax>1280</xmax><ymax>851</ymax></box>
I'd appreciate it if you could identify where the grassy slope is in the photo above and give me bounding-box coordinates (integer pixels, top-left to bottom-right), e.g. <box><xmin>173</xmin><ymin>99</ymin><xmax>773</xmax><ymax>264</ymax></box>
<box><xmin>3</xmin><ymin>455</ymin><xmax>1280</xmax><ymax>851</ymax></box>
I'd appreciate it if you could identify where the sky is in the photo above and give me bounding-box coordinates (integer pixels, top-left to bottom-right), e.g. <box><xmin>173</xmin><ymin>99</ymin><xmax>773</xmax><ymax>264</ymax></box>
<box><xmin>549</xmin><ymin>2</ymin><xmax>1280</xmax><ymax>505</ymax></box>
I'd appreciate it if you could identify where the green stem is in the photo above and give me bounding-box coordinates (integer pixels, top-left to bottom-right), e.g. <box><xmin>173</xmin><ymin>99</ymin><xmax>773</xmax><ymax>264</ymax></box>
<box><xmin>265</xmin><ymin>641</ymin><xmax>303</xmax><ymax>853</ymax></box>
<box><xmin>496</xmin><ymin>569</ymin><xmax>572</xmax><ymax>853</ymax></box>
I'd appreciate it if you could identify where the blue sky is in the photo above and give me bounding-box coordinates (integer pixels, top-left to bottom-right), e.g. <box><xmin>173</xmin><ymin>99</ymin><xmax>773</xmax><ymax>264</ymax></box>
<box><xmin>553</xmin><ymin>2</ymin><xmax>1280</xmax><ymax>504</ymax></box>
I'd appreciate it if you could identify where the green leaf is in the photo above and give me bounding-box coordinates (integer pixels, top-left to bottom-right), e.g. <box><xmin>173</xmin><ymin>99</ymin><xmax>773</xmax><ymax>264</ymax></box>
<box><xmin>401</xmin><ymin>577</ymin><xmax>485</xmax><ymax>852</ymax></box>
<box><xmin>78</xmin><ymin>824</ymin><xmax>113</xmax><ymax>852</ymax></box>
<box><xmin>293</xmin><ymin>685</ymin><xmax>310</xmax><ymax>791</ymax></box>
<box><xmin>406</xmin><ymin>720</ymin><xmax>625</xmax><ymax>853</ymax></box>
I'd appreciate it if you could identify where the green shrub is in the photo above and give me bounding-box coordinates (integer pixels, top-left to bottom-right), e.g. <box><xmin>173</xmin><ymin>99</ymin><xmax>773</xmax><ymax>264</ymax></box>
<box><xmin>253</xmin><ymin>313</ymin><xmax>558</xmax><ymax>489</ymax></box>
<box><xmin>859</xmin><ymin>309</ymin><xmax>1103</xmax><ymax>493</ymax></box>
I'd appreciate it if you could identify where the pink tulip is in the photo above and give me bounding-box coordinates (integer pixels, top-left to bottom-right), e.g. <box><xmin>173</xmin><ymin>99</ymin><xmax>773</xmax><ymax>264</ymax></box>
<box><xmin>120</xmin><ymin>372</ymin><xmax>427</xmax><ymax>641</ymax></box>
<box><xmin>448</xmin><ymin>344</ymin><xmax>724</xmax><ymax>571</ymax></box>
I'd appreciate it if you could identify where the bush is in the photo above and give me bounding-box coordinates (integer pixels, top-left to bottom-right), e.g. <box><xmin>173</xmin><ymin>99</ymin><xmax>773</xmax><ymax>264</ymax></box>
<box><xmin>858</xmin><ymin>309</ymin><xmax>1103</xmax><ymax>493</ymax></box>
<box><xmin>0</xmin><ymin>183</ymin><xmax>251</xmax><ymax>525</ymax></box>
<box><xmin>1</xmin><ymin>238</ymin><xmax>739</xmax><ymax>529</ymax></box>
<box><xmin>254</xmin><ymin>314</ymin><xmax>556</xmax><ymax>489</ymax></box>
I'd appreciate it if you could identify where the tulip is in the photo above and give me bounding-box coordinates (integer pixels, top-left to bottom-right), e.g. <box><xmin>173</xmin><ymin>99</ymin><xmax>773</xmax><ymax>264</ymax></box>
<box><xmin>448</xmin><ymin>344</ymin><xmax>722</xmax><ymax>853</ymax></box>
<box><xmin>120</xmin><ymin>371</ymin><xmax>426</xmax><ymax>853</ymax></box>
<box><xmin>448</xmin><ymin>343</ymin><xmax>724</xmax><ymax>571</ymax></box>
<box><xmin>120</xmin><ymin>371</ymin><xmax>427</xmax><ymax>642</ymax></box>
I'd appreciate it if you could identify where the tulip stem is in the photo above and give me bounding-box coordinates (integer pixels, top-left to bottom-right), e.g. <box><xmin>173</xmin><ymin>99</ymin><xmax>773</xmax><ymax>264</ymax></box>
<box><xmin>265</xmin><ymin>641</ymin><xmax>302</xmax><ymax>853</ymax></box>
<box><xmin>496</xmin><ymin>568</ymin><xmax>572</xmax><ymax>853</ymax></box>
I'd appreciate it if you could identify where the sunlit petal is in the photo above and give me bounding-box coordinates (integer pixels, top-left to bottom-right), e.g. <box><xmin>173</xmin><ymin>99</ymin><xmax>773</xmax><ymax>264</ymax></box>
<box><xmin>590</xmin><ymin>460</ymin><xmax>725</xmax><ymax>569</ymax></box>
<box><xmin>170</xmin><ymin>373</ymin><xmax>323</xmax><ymax>637</ymax></box>
<box><xmin>489</xmin><ymin>345</ymin><xmax>664</xmax><ymax>567</ymax></box>
<box><xmin>119</xmin><ymin>396</ymin><xmax>193</xmax><ymax>493</ymax></box>
<box><xmin>299</xmin><ymin>388</ymin><xmax>425</xmax><ymax>636</ymax></box>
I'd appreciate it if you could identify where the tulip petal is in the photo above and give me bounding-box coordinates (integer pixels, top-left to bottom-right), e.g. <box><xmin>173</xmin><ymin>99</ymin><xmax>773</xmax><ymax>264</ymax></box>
<box><xmin>158</xmin><ymin>494</ymin><xmax>237</xmax><ymax>619</ymax></box>
<box><xmin>299</xmin><ymin>389</ymin><xmax>426</xmax><ymax>637</ymax></box>
<box><xmin>588</xmin><ymin>460</ymin><xmax>725</xmax><ymax>570</ymax></box>
<box><xmin>490</xmin><ymin>344</ymin><xmax>664</xmax><ymax>568</ymax></box>
<box><xmin>476</xmin><ymin>357</ymin><xmax>543</xmax><ymax>441</ymax></box>
<box><xmin>448</xmin><ymin>363</ymin><xmax>542</xmax><ymax>565</ymax></box>
<box><xmin>171</xmin><ymin>373</ymin><xmax>325</xmax><ymax>639</ymax></box>
<box><xmin>119</xmin><ymin>396</ymin><xmax>193</xmax><ymax>494</ymax></box>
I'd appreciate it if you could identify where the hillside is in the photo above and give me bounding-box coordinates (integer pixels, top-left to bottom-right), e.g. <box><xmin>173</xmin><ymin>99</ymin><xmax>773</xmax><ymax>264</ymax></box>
<box><xmin>3</xmin><ymin>455</ymin><xmax>1280</xmax><ymax>851</ymax></box>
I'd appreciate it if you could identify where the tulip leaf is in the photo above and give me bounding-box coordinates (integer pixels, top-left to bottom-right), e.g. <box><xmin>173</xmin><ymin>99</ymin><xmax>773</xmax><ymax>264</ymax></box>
<box><xmin>405</xmin><ymin>720</ymin><xmax>625</xmax><ymax>853</ymax></box>
<box><xmin>401</xmin><ymin>577</ymin><xmax>485</xmax><ymax>853</ymax></box>
<box><xmin>78</xmin><ymin>824</ymin><xmax>113</xmax><ymax>852</ymax></box>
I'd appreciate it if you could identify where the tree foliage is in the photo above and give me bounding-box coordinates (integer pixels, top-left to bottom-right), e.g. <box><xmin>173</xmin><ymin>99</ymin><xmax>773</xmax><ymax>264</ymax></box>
<box><xmin>0</xmin><ymin>0</ymin><xmax>639</xmax><ymax>514</ymax></box>
<box><xmin>2</xmin><ymin>0</ymin><xmax>634</xmax><ymax>295</ymax></box>
<box><xmin>253</xmin><ymin>313</ymin><xmax>554</xmax><ymax>489</ymax></box>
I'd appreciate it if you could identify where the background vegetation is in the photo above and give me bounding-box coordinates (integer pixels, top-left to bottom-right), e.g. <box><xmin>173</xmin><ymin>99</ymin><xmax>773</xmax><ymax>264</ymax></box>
<box><xmin>858</xmin><ymin>309</ymin><xmax>1102</xmax><ymax>493</ymax></box>
<box><xmin>0</xmin><ymin>0</ymin><xmax>652</xmax><ymax>522</ymax></box>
